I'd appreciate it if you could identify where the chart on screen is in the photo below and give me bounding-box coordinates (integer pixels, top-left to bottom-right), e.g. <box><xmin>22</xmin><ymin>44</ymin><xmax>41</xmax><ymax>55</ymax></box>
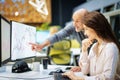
<box><xmin>11</xmin><ymin>21</ymin><xmax>36</xmax><ymax>60</ymax></box>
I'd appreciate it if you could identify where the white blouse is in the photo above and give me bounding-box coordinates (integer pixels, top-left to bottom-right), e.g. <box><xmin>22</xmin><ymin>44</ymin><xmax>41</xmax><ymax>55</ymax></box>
<box><xmin>79</xmin><ymin>42</ymin><xmax>119</xmax><ymax>80</ymax></box>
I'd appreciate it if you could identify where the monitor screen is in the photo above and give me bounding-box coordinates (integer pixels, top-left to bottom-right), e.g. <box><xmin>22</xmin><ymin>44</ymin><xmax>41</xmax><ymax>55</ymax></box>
<box><xmin>0</xmin><ymin>15</ymin><xmax>11</xmax><ymax>67</ymax></box>
<box><xmin>11</xmin><ymin>21</ymin><xmax>36</xmax><ymax>61</ymax></box>
<box><xmin>36</xmin><ymin>30</ymin><xmax>50</xmax><ymax>50</ymax></box>
<box><xmin>36</xmin><ymin>30</ymin><xmax>50</xmax><ymax>44</ymax></box>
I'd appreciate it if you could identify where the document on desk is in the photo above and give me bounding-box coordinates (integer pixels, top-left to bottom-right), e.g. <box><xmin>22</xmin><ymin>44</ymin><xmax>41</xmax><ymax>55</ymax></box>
<box><xmin>0</xmin><ymin>71</ymin><xmax>53</xmax><ymax>80</ymax></box>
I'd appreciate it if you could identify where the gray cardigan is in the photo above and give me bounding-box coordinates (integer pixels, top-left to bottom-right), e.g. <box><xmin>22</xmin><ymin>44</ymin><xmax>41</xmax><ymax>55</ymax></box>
<box><xmin>47</xmin><ymin>22</ymin><xmax>85</xmax><ymax>46</ymax></box>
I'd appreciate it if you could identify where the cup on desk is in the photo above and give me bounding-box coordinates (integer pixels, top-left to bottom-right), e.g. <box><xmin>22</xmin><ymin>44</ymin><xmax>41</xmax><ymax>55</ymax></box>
<box><xmin>32</xmin><ymin>62</ymin><xmax>40</xmax><ymax>72</ymax></box>
<box><xmin>42</xmin><ymin>58</ymin><xmax>48</xmax><ymax>69</ymax></box>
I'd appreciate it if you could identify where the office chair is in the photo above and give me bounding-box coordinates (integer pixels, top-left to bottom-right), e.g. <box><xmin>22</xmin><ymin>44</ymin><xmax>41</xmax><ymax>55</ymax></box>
<box><xmin>48</xmin><ymin>39</ymin><xmax>71</xmax><ymax>65</ymax></box>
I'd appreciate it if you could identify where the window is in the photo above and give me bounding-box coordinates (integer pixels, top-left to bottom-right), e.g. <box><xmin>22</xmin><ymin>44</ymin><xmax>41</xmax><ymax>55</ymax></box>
<box><xmin>104</xmin><ymin>9</ymin><xmax>120</xmax><ymax>43</ymax></box>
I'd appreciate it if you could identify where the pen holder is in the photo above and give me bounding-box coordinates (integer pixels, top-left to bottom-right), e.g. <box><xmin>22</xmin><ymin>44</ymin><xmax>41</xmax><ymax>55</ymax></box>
<box><xmin>42</xmin><ymin>58</ymin><xmax>48</xmax><ymax>69</ymax></box>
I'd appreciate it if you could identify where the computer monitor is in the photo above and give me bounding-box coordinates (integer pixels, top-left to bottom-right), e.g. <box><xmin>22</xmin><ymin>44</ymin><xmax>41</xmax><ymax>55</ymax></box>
<box><xmin>0</xmin><ymin>15</ymin><xmax>11</xmax><ymax>67</ymax></box>
<box><xmin>36</xmin><ymin>30</ymin><xmax>50</xmax><ymax>50</ymax></box>
<box><xmin>11</xmin><ymin>21</ymin><xmax>36</xmax><ymax>61</ymax></box>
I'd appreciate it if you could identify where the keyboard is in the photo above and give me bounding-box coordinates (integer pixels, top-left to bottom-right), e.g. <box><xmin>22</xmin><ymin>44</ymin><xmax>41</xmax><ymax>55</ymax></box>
<box><xmin>54</xmin><ymin>73</ymin><xmax>71</xmax><ymax>80</ymax></box>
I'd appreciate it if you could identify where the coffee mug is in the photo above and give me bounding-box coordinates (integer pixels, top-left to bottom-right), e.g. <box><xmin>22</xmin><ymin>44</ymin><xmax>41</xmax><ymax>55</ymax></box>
<box><xmin>32</xmin><ymin>62</ymin><xmax>40</xmax><ymax>71</ymax></box>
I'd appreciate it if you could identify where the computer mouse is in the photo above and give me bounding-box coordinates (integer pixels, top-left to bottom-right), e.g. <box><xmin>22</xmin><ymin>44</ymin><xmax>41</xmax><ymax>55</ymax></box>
<box><xmin>56</xmin><ymin>69</ymin><xmax>64</xmax><ymax>73</ymax></box>
<box><xmin>65</xmin><ymin>67</ymin><xmax>72</xmax><ymax>70</ymax></box>
<box><xmin>49</xmin><ymin>71</ymin><xmax>55</xmax><ymax>75</ymax></box>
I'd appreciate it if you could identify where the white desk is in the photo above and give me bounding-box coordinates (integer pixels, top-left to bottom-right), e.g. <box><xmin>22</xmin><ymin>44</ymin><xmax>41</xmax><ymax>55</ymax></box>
<box><xmin>0</xmin><ymin>64</ymin><xmax>72</xmax><ymax>80</ymax></box>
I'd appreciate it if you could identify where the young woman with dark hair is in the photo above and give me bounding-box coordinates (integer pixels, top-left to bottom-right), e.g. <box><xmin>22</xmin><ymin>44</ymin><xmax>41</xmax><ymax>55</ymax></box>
<box><xmin>63</xmin><ymin>11</ymin><xmax>120</xmax><ymax>80</ymax></box>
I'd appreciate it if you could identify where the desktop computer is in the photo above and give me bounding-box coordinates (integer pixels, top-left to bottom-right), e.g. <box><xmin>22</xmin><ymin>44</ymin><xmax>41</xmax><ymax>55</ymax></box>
<box><xmin>0</xmin><ymin>15</ymin><xmax>11</xmax><ymax>68</ymax></box>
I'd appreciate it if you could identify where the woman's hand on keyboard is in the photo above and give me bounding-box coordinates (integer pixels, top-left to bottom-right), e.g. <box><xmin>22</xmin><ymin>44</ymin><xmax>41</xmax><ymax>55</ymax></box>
<box><xmin>70</xmin><ymin>66</ymin><xmax>81</xmax><ymax>72</ymax></box>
